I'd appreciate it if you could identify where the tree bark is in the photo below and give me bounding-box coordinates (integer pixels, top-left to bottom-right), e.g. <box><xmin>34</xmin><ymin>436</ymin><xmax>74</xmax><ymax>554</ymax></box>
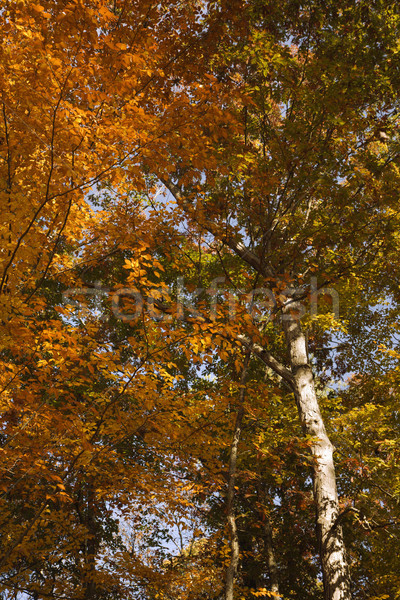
<box><xmin>282</xmin><ymin>301</ymin><xmax>351</xmax><ymax>600</ymax></box>
<box><xmin>225</xmin><ymin>352</ymin><xmax>251</xmax><ymax>600</ymax></box>
<box><xmin>255</xmin><ymin>461</ymin><xmax>280</xmax><ymax>598</ymax></box>
<box><xmin>264</xmin><ymin>515</ymin><xmax>280</xmax><ymax>596</ymax></box>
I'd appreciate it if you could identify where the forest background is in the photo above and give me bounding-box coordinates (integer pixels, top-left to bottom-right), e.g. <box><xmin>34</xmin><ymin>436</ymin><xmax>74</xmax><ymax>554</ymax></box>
<box><xmin>1</xmin><ymin>1</ymin><xmax>400</xmax><ymax>600</ymax></box>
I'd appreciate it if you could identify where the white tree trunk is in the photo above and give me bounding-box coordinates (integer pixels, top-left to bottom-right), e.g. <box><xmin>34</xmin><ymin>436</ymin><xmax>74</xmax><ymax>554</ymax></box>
<box><xmin>282</xmin><ymin>302</ymin><xmax>351</xmax><ymax>600</ymax></box>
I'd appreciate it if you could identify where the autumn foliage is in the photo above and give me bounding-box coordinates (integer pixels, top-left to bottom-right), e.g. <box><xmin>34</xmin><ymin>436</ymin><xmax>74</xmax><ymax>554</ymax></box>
<box><xmin>1</xmin><ymin>1</ymin><xmax>400</xmax><ymax>600</ymax></box>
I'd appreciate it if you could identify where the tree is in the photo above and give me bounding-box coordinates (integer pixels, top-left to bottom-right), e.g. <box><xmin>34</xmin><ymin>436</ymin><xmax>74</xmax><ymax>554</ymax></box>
<box><xmin>1</xmin><ymin>1</ymin><xmax>226</xmax><ymax>595</ymax></box>
<box><xmin>2</xmin><ymin>1</ymin><xmax>400</xmax><ymax>599</ymax></box>
<box><xmin>150</xmin><ymin>2</ymin><xmax>400</xmax><ymax>598</ymax></box>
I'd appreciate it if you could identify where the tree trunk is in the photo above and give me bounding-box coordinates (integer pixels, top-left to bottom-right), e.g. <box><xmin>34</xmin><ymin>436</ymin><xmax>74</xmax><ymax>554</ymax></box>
<box><xmin>264</xmin><ymin>516</ymin><xmax>280</xmax><ymax>596</ymax></box>
<box><xmin>282</xmin><ymin>302</ymin><xmax>351</xmax><ymax>600</ymax></box>
<box><xmin>225</xmin><ymin>352</ymin><xmax>250</xmax><ymax>600</ymax></box>
<box><xmin>255</xmin><ymin>463</ymin><xmax>280</xmax><ymax>598</ymax></box>
<box><xmin>81</xmin><ymin>480</ymin><xmax>99</xmax><ymax>600</ymax></box>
